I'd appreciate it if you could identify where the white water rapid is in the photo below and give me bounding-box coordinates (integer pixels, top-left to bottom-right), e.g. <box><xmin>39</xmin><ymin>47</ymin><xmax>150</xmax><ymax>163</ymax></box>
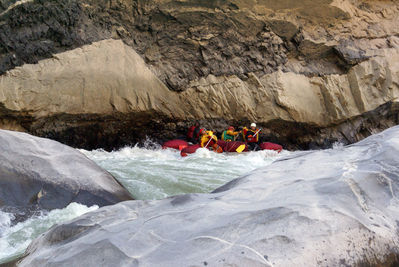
<box><xmin>17</xmin><ymin>127</ymin><xmax>399</xmax><ymax>266</ymax></box>
<box><xmin>0</xmin><ymin>145</ymin><xmax>286</xmax><ymax>264</ymax></box>
<box><xmin>0</xmin><ymin>203</ymin><xmax>98</xmax><ymax>264</ymax></box>
<box><xmin>80</xmin><ymin>146</ymin><xmax>287</xmax><ymax>199</ymax></box>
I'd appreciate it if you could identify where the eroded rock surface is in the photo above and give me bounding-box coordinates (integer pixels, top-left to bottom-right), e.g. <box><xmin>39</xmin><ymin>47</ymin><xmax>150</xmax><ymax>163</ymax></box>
<box><xmin>0</xmin><ymin>129</ymin><xmax>133</xmax><ymax>211</ymax></box>
<box><xmin>19</xmin><ymin>126</ymin><xmax>399</xmax><ymax>266</ymax></box>
<box><xmin>0</xmin><ymin>39</ymin><xmax>185</xmax><ymax>150</ymax></box>
<box><xmin>0</xmin><ymin>0</ymin><xmax>398</xmax><ymax>149</ymax></box>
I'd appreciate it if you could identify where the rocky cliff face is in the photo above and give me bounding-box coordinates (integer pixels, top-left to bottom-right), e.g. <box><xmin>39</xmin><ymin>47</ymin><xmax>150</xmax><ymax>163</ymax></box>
<box><xmin>0</xmin><ymin>0</ymin><xmax>398</xmax><ymax>149</ymax></box>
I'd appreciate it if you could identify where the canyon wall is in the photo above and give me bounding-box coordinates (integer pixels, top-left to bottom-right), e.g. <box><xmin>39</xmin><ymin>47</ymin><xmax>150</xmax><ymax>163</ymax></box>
<box><xmin>0</xmin><ymin>0</ymin><xmax>398</xmax><ymax>149</ymax></box>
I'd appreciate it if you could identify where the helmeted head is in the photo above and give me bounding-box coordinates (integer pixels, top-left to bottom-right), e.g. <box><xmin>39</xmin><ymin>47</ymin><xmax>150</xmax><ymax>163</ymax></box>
<box><xmin>199</xmin><ymin>128</ymin><xmax>206</xmax><ymax>135</ymax></box>
<box><xmin>228</xmin><ymin>126</ymin><xmax>234</xmax><ymax>131</ymax></box>
<box><xmin>250</xmin><ymin>123</ymin><xmax>256</xmax><ymax>129</ymax></box>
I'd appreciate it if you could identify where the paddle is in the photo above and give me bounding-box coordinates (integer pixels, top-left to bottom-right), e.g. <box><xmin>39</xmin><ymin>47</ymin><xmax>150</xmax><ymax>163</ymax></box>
<box><xmin>242</xmin><ymin>128</ymin><xmax>261</xmax><ymax>152</ymax></box>
<box><xmin>253</xmin><ymin>128</ymin><xmax>262</xmax><ymax>138</ymax></box>
<box><xmin>231</xmin><ymin>128</ymin><xmax>261</xmax><ymax>153</ymax></box>
<box><xmin>204</xmin><ymin>134</ymin><xmax>224</xmax><ymax>153</ymax></box>
<box><xmin>204</xmin><ymin>135</ymin><xmax>214</xmax><ymax>149</ymax></box>
<box><xmin>236</xmin><ymin>144</ymin><xmax>245</xmax><ymax>153</ymax></box>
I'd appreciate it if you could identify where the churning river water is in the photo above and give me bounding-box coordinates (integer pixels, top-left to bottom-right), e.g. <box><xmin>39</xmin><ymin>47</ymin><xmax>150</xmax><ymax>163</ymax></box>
<box><xmin>0</xmin><ymin>144</ymin><xmax>287</xmax><ymax>264</ymax></box>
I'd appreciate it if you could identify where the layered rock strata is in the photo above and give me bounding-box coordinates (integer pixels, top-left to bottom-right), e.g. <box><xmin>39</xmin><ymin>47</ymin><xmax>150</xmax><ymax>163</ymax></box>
<box><xmin>0</xmin><ymin>0</ymin><xmax>398</xmax><ymax>149</ymax></box>
<box><xmin>0</xmin><ymin>39</ymin><xmax>186</xmax><ymax>149</ymax></box>
<box><xmin>18</xmin><ymin>126</ymin><xmax>399</xmax><ymax>266</ymax></box>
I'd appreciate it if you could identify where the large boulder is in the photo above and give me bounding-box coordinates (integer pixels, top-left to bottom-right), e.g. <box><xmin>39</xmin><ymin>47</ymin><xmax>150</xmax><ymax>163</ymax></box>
<box><xmin>0</xmin><ymin>130</ymin><xmax>133</xmax><ymax>210</ymax></box>
<box><xmin>19</xmin><ymin>126</ymin><xmax>399</xmax><ymax>266</ymax></box>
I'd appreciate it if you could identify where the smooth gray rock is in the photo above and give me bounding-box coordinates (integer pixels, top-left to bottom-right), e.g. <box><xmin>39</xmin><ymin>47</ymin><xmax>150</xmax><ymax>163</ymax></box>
<box><xmin>20</xmin><ymin>126</ymin><xmax>399</xmax><ymax>266</ymax></box>
<box><xmin>0</xmin><ymin>130</ymin><xmax>133</xmax><ymax>211</ymax></box>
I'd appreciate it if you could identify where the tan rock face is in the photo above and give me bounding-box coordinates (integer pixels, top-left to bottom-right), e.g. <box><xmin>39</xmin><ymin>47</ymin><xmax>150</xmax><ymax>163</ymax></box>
<box><xmin>0</xmin><ymin>0</ymin><xmax>398</xmax><ymax>149</ymax></box>
<box><xmin>0</xmin><ymin>39</ymin><xmax>183</xmax><ymax>118</ymax></box>
<box><xmin>181</xmin><ymin>48</ymin><xmax>399</xmax><ymax>126</ymax></box>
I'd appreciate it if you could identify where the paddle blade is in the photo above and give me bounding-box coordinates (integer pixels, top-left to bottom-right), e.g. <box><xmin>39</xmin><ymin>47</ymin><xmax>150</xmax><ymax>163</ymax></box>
<box><xmin>236</xmin><ymin>144</ymin><xmax>245</xmax><ymax>153</ymax></box>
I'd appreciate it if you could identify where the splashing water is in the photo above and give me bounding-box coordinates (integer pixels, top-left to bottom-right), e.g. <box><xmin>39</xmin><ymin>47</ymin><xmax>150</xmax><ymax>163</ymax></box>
<box><xmin>0</xmin><ymin>144</ymin><xmax>287</xmax><ymax>264</ymax></box>
<box><xmin>0</xmin><ymin>203</ymin><xmax>98</xmax><ymax>264</ymax></box>
<box><xmin>80</xmin><ymin>146</ymin><xmax>288</xmax><ymax>200</ymax></box>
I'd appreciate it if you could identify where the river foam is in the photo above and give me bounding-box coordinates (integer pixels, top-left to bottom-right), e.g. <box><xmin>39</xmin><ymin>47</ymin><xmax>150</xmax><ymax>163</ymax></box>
<box><xmin>0</xmin><ymin>203</ymin><xmax>98</xmax><ymax>264</ymax></box>
<box><xmin>19</xmin><ymin>126</ymin><xmax>399</xmax><ymax>267</ymax></box>
<box><xmin>0</xmin><ymin>144</ymin><xmax>286</xmax><ymax>264</ymax></box>
<box><xmin>80</xmin><ymin>145</ymin><xmax>287</xmax><ymax>199</ymax></box>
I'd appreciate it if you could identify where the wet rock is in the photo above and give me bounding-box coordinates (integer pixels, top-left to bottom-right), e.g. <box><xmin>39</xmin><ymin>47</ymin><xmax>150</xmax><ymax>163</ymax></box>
<box><xmin>0</xmin><ymin>129</ymin><xmax>133</xmax><ymax>211</ymax></box>
<box><xmin>19</xmin><ymin>126</ymin><xmax>399</xmax><ymax>266</ymax></box>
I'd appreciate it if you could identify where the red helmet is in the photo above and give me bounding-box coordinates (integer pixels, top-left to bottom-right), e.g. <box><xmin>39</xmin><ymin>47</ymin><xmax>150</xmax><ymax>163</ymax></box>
<box><xmin>199</xmin><ymin>128</ymin><xmax>206</xmax><ymax>135</ymax></box>
<box><xmin>228</xmin><ymin>126</ymin><xmax>234</xmax><ymax>130</ymax></box>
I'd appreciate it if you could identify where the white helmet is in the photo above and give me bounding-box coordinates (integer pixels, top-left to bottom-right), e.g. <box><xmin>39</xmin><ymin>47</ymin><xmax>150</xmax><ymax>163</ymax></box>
<box><xmin>250</xmin><ymin>123</ymin><xmax>256</xmax><ymax>127</ymax></box>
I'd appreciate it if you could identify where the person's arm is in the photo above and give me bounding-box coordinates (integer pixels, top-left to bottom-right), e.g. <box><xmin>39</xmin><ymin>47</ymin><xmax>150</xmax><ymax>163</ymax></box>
<box><xmin>226</xmin><ymin>130</ymin><xmax>239</xmax><ymax>136</ymax></box>
<box><xmin>242</xmin><ymin>128</ymin><xmax>247</xmax><ymax>141</ymax></box>
<box><xmin>212</xmin><ymin>134</ymin><xmax>217</xmax><ymax>141</ymax></box>
<box><xmin>200</xmin><ymin>136</ymin><xmax>206</xmax><ymax>147</ymax></box>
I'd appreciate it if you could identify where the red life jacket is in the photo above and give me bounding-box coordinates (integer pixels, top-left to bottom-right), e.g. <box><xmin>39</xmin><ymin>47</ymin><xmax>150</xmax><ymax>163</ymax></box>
<box><xmin>194</xmin><ymin>127</ymin><xmax>202</xmax><ymax>139</ymax></box>
<box><xmin>187</xmin><ymin>126</ymin><xmax>196</xmax><ymax>139</ymax></box>
<box><xmin>245</xmin><ymin>129</ymin><xmax>260</xmax><ymax>143</ymax></box>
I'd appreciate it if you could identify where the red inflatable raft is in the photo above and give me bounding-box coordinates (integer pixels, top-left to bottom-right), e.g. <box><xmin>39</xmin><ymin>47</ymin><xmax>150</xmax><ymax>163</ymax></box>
<box><xmin>217</xmin><ymin>140</ymin><xmax>249</xmax><ymax>152</ymax></box>
<box><xmin>218</xmin><ymin>140</ymin><xmax>283</xmax><ymax>153</ymax></box>
<box><xmin>180</xmin><ymin>144</ymin><xmax>201</xmax><ymax>157</ymax></box>
<box><xmin>162</xmin><ymin>139</ymin><xmax>188</xmax><ymax>151</ymax></box>
<box><xmin>163</xmin><ymin>139</ymin><xmax>283</xmax><ymax>156</ymax></box>
<box><xmin>260</xmin><ymin>142</ymin><xmax>283</xmax><ymax>152</ymax></box>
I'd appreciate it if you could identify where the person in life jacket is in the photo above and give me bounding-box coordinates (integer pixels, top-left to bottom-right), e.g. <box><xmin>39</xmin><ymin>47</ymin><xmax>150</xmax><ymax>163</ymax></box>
<box><xmin>221</xmin><ymin>126</ymin><xmax>241</xmax><ymax>142</ymax></box>
<box><xmin>242</xmin><ymin>123</ymin><xmax>261</xmax><ymax>151</ymax></box>
<box><xmin>187</xmin><ymin>121</ymin><xmax>200</xmax><ymax>144</ymax></box>
<box><xmin>198</xmin><ymin>128</ymin><xmax>206</xmax><ymax>144</ymax></box>
<box><xmin>200</xmin><ymin>130</ymin><xmax>222</xmax><ymax>152</ymax></box>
